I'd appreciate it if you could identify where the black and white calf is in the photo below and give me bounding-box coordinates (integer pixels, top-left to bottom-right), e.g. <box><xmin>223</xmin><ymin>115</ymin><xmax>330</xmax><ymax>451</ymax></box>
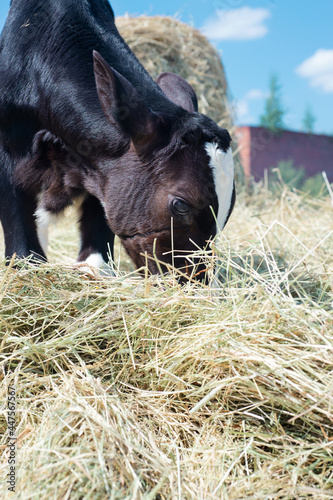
<box><xmin>0</xmin><ymin>0</ymin><xmax>235</xmax><ymax>280</ymax></box>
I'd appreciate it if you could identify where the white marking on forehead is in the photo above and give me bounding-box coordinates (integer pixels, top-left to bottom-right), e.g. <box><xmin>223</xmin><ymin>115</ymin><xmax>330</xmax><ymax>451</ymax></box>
<box><xmin>205</xmin><ymin>142</ymin><xmax>234</xmax><ymax>231</ymax></box>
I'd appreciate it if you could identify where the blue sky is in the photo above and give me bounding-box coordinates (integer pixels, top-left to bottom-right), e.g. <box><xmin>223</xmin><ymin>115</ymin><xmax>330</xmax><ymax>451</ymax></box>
<box><xmin>1</xmin><ymin>0</ymin><xmax>332</xmax><ymax>134</ymax></box>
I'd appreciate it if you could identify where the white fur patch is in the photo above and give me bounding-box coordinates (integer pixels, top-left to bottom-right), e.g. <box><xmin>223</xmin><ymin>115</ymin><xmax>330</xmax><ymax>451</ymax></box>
<box><xmin>35</xmin><ymin>201</ymin><xmax>62</xmax><ymax>256</ymax></box>
<box><xmin>83</xmin><ymin>253</ymin><xmax>106</xmax><ymax>268</ymax></box>
<box><xmin>37</xmin><ymin>225</ymin><xmax>49</xmax><ymax>256</ymax></box>
<box><xmin>35</xmin><ymin>206</ymin><xmax>61</xmax><ymax>227</ymax></box>
<box><xmin>77</xmin><ymin>253</ymin><xmax>115</xmax><ymax>276</ymax></box>
<box><xmin>34</xmin><ymin>194</ymin><xmax>88</xmax><ymax>255</ymax></box>
<box><xmin>205</xmin><ymin>143</ymin><xmax>234</xmax><ymax>231</ymax></box>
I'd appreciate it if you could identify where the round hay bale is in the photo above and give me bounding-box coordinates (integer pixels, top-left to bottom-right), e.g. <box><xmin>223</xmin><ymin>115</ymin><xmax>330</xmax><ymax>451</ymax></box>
<box><xmin>116</xmin><ymin>15</ymin><xmax>232</xmax><ymax>130</ymax></box>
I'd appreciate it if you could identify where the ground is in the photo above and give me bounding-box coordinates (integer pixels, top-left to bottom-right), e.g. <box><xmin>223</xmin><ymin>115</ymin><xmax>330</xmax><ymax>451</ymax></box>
<box><xmin>0</xmin><ymin>185</ymin><xmax>332</xmax><ymax>499</ymax></box>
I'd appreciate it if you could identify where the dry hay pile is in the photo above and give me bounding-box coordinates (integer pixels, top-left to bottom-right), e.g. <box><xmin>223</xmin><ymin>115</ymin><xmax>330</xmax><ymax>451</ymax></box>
<box><xmin>1</xmin><ymin>183</ymin><xmax>333</xmax><ymax>499</ymax></box>
<box><xmin>116</xmin><ymin>16</ymin><xmax>232</xmax><ymax>130</ymax></box>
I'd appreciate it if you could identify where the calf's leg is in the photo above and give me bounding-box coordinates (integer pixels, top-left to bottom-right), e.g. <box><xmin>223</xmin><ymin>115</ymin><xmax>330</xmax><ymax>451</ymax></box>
<box><xmin>0</xmin><ymin>164</ymin><xmax>46</xmax><ymax>261</ymax></box>
<box><xmin>77</xmin><ymin>195</ymin><xmax>115</xmax><ymax>273</ymax></box>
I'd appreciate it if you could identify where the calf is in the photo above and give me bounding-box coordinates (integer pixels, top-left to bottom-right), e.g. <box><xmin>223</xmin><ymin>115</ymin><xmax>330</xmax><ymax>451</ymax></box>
<box><xmin>0</xmin><ymin>0</ymin><xmax>235</xmax><ymax>280</ymax></box>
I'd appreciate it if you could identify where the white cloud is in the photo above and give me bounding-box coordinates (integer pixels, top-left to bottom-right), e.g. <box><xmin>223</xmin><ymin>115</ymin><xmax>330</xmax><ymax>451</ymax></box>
<box><xmin>201</xmin><ymin>7</ymin><xmax>271</xmax><ymax>41</ymax></box>
<box><xmin>232</xmin><ymin>89</ymin><xmax>266</xmax><ymax>124</ymax></box>
<box><xmin>234</xmin><ymin>99</ymin><xmax>251</xmax><ymax>122</ymax></box>
<box><xmin>244</xmin><ymin>89</ymin><xmax>267</xmax><ymax>100</ymax></box>
<box><xmin>296</xmin><ymin>49</ymin><xmax>333</xmax><ymax>93</ymax></box>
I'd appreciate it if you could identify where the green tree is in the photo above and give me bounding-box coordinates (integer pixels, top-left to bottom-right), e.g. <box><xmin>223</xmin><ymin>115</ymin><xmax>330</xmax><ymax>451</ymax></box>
<box><xmin>302</xmin><ymin>104</ymin><xmax>316</xmax><ymax>134</ymax></box>
<box><xmin>260</xmin><ymin>74</ymin><xmax>285</xmax><ymax>133</ymax></box>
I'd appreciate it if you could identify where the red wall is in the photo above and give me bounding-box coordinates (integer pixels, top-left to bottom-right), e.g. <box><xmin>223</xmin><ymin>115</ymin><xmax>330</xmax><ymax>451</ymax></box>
<box><xmin>236</xmin><ymin>126</ymin><xmax>333</xmax><ymax>182</ymax></box>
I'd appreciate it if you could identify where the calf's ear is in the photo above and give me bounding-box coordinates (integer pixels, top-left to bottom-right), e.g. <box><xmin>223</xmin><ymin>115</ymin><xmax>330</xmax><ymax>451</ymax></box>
<box><xmin>93</xmin><ymin>51</ymin><xmax>166</xmax><ymax>153</ymax></box>
<box><xmin>156</xmin><ymin>72</ymin><xmax>198</xmax><ymax>113</ymax></box>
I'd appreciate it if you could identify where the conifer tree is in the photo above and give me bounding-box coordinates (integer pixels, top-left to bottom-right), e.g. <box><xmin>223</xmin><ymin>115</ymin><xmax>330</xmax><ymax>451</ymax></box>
<box><xmin>260</xmin><ymin>74</ymin><xmax>285</xmax><ymax>133</ymax></box>
<box><xmin>302</xmin><ymin>104</ymin><xmax>316</xmax><ymax>134</ymax></box>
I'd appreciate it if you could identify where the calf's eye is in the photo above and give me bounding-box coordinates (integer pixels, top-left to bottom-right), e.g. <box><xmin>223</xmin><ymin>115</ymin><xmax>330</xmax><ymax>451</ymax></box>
<box><xmin>172</xmin><ymin>199</ymin><xmax>191</xmax><ymax>216</ymax></box>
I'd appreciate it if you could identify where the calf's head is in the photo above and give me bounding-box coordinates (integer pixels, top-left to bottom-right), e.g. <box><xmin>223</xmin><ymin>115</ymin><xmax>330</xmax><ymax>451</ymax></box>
<box><xmin>93</xmin><ymin>52</ymin><xmax>235</xmax><ymax>280</ymax></box>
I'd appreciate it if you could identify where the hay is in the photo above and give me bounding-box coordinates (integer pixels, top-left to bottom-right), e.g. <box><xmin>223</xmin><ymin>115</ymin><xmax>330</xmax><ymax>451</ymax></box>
<box><xmin>116</xmin><ymin>15</ymin><xmax>232</xmax><ymax>130</ymax></box>
<box><xmin>1</xmin><ymin>184</ymin><xmax>333</xmax><ymax>498</ymax></box>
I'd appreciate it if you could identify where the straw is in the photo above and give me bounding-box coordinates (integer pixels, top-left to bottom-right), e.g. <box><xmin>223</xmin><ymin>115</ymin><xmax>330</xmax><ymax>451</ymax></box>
<box><xmin>1</xmin><ymin>185</ymin><xmax>332</xmax><ymax>499</ymax></box>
